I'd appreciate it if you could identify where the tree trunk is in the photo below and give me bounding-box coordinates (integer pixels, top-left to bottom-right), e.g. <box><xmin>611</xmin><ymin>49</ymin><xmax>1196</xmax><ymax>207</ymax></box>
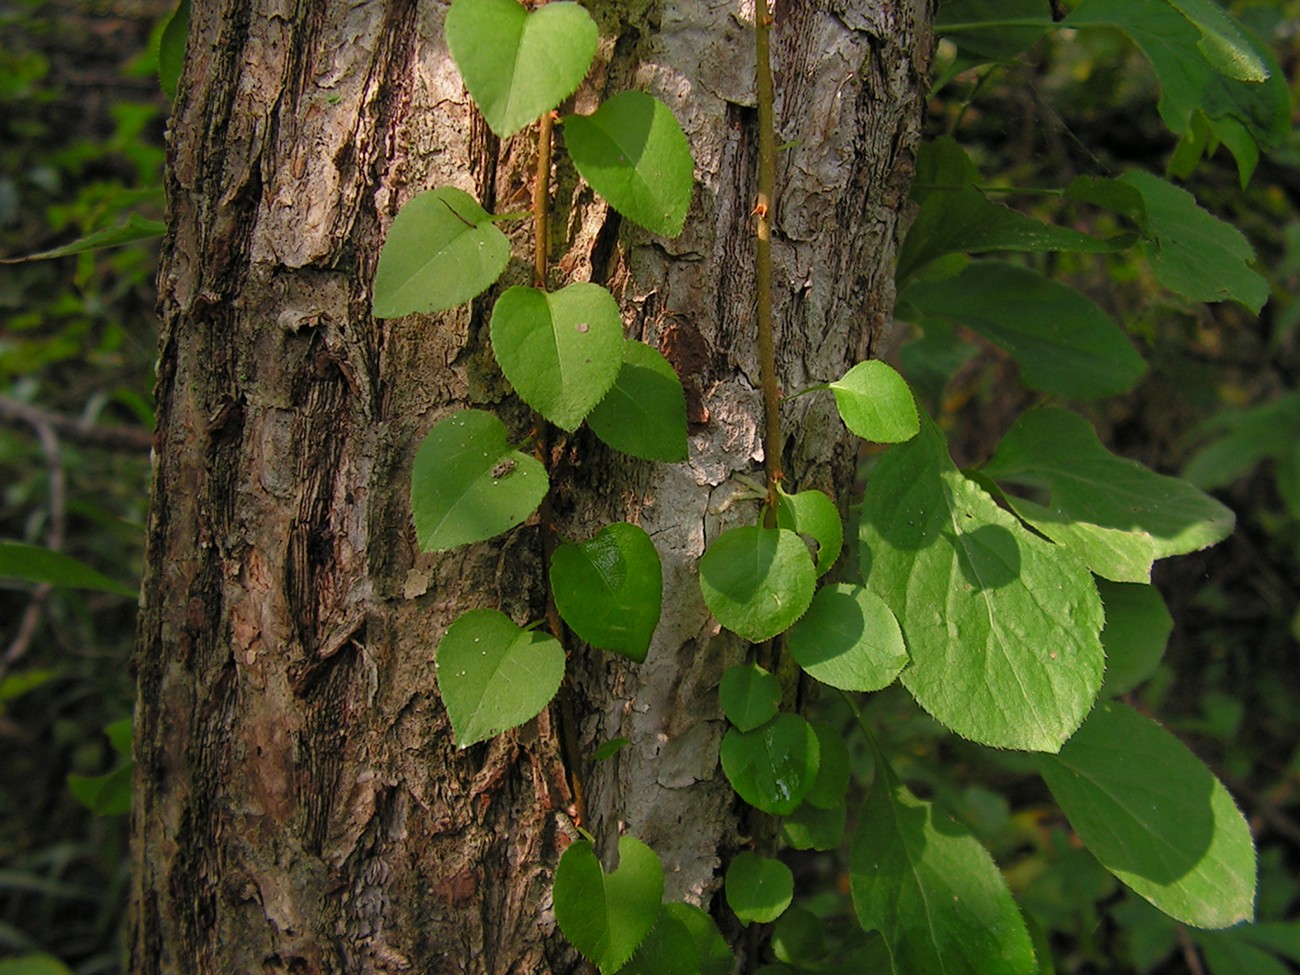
<box><xmin>131</xmin><ymin>0</ymin><xmax>932</xmax><ymax>971</ymax></box>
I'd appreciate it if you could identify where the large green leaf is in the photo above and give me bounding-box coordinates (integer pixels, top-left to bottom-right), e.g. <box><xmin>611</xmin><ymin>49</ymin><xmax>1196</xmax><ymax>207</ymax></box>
<box><xmin>860</xmin><ymin>416</ymin><xmax>1104</xmax><ymax>752</ymax></box>
<box><xmin>1097</xmin><ymin>581</ymin><xmax>1172</xmax><ymax>697</ymax></box>
<box><xmin>830</xmin><ymin>360</ymin><xmax>920</xmax><ymax>444</ymax></box>
<box><xmin>787</xmin><ymin>583</ymin><xmax>908</xmax><ymax>693</ymax></box>
<box><xmin>776</xmin><ymin>487</ymin><xmax>843</xmax><ymax>577</ymax></box>
<box><xmin>720</xmin><ymin>713</ymin><xmax>820</xmax><ymax>816</ymax></box>
<box><xmin>445</xmin><ymin>0</ymin><xmax>598</xmax><ymax>138</ymax></box>
<box><xmin>698</xmin><ymin>525</ymin><xmax>816</xmax><ymax>642</ymax></box>
<box><xmin>851</xmin><ymin>763</ymin><xmax>1039</xmax><ymax>975</ymax></box>
<box><xmin>435</xmin><ymin>609</ymin><xmax>565</xmax><ymax>748</ymax></box>
<box><xmin>984</xmin><ymin>408</ymin><xmax>1235</xmax><ymax>582</ymax></box>
<box><xmin>371</xmin><ymin>188</ymin><xmax>510</xmax><ymax>317</ymax></box>
<box><xmin>410</xmin><ymin>410</ymin><xmax>548</xmax><ymax>552</ymax></box>
<box><xmin>565</xmin><ymin>91</ymin><xmax>695</xmax><ymax>237</ymax></box>
<box><xmin>1037</xmin><ymin>702</ymin><xmax>1256</xmax><ymax>929</ymax></box>
<box><xmin>0</xmin><ymin>542</ymin><xmax>136</xmax><ymax>596</ymax></box>
<box><xmin>490</xmin><ymin>283</ymin><xmax>625</xmax><ymax>431</ymax></box>
<box><xmin>1165</xmin><ymin>0</ymin><xmax>1269</xmax><ymax>81</ymax></box>
<box><xmin>587</xmin><ymin>340</ymin><xmax>689</xmax><ymax>462</ymax></box>
<box><xmin>554</xmin><ymin>836</ymin><xmax>664</xmax><ymax>974</ymax></box>
<box><xmin>551</xmin><ymin>522</ymin><xmax>662</xmax><ymax>662</ymax></box>
<box><xmin>900</xmin><ymin>260</ymin><xmax>1146</xmax><ymax>400</ymax></box>
<box><xmin>1119</xmin><ymin>171</ymin><xmax>1268</xmax><ymax>312</ymax></box>
<box><xmin>726</xmin><ymin>852</ymin><xmax>794</xmax><ymax>925</ymax></box>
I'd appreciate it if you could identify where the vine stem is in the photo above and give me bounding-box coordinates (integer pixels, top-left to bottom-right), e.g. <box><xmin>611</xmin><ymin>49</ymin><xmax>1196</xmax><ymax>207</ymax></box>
<box><xmin>755</xmin><ymin>0</ymin><xmax>782</xmax><ymax>527</ymax></box>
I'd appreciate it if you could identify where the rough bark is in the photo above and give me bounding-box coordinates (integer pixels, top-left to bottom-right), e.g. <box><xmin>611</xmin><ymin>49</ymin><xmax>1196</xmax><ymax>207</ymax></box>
<box><xmin>131</xmin><ymin>0</ymin><xmax>932</xmax><ymax>972</ymax></box>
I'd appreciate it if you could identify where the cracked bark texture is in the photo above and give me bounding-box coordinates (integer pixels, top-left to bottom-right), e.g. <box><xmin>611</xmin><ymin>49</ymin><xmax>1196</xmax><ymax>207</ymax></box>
<box><xmin>131</xmin><ymin>0</ymin><xmax>933</xmax><ymax>972</ymax></box>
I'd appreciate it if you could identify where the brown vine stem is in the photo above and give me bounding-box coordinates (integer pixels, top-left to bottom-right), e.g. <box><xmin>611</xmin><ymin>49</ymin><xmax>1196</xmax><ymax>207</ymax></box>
<box><xmin>755</xmin><ymin>0</ymin><xmax>782</xmax><ymax>528</ymax></box>
<box><xmin>531</xmin><ymin>105</ymin><xmax>588</xmax><ymax>828</ymax></box>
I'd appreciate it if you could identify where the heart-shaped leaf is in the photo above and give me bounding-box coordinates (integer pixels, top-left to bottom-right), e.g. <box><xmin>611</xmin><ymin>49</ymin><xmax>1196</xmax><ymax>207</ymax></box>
<box><xmin>664</xmin><ymin>904</ymin><xmax>733</xmax><ymax>975</ymax></box>
<box><xmin>776</xmin><ymin>487</ymin><xmax>843</xmax><ymax>576</ymax></box>
<box><xmin>554</xmin><ymin>836</ymin><xmax>664</xmax><ymax>974</ymax></box>
<box><xmin>699</xmin><ymin>525</ymin><xmax>816</xmax><ymax>642</ymax></box>
<box><xmin>617</xmin><ymin>908</ymin><xmax>699</xmax><ymax>975</ymax></box>
<box><xmin>372</xmin><ymin>187</ymin><xmax>510</xmax><ymax>317</ymax></box>
<box><xmin>830</xmin><ymin>361</ymin><xmax>920</xmax><ymax>444</ymax></box>
<box><xmin>445</xmin><ymin>0</ymin><xmax>598</xmax><ymax>138</ymax></box>
<box><xmin>490</xmin><ymin>283</ymin><xmax>625</xmax><ymax>431</ymax></box>
<box><xmin>551</xmin><ymin>522</ymin><xmax>662</xmax><ymax>662</ymax></box>
<box><xmin>720</xmin><ymin>713</ymin><xmax>820</xmax><ymax>816</ymax></box>
<box><xmin>410</xmin><ymin>409</ymin><xmax>548</xmax><ymax>552</ymax></box>
<box><xmin>435</xmin><ymin>609</ymin><xmax>565</xmax><ymax>748</ymax></box>
<box><xmin>565</xmin><ymin>90</ymin><xmax>695</xmax><ymax>236</ymax></box>
<box><xmin>719</xmin><ymin>663</ymin><xmax>781</xmax><ymax>732</ymax></box>
<box><xmin>587</xmin><ymin>340</ymin><xmax>689</xmax><ymax>462</ymax></box>
<box><xmin>788</xmin><ymin>583</ymin><xmax>908</xmax><ymax>693</ymax></box>
<box><xmin>726</xmin><ymin>851</ymin><xmax>793</xmax><ymax>925</ymax></box>
<box><xmin>1037</xmin><ymin>702</ymin><xmax>1256</xmax><ymax>928</ymax></box>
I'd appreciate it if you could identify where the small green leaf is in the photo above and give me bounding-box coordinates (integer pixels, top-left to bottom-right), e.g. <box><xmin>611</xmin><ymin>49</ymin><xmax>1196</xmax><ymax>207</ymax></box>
<box><xmin>781</xmin><ymin>797</ymin><xmax>847</xmax><ymax>851</ymax></box>
<box><xmin>772</xmin><ymin>908</ymin><xmax>828</xmax><ymax>965</ymax></box>
<box><xmin>984</xmin><ymin>408</ymin><xmax>1236</xmax><ymax>582</ymax></box>
<box><xmin>900</xmin><ymin>260</ymin><xmax>1147</xmax><ymax>400</ymax></box>
<box><xmin>0</xmin><ymin>956</ymin><xmax>75</xmax><ymax>975</ymax></box>
<box><xmin>860</xmin><ymin>415</ymin><xmax>1105</xmax><ymax>752</ymax></box>
<box><xmin>67</xmin><ymin>764</ymin><xmax>134</xmax><ymax>816</ymax></box>
<box><xmin>788</xmin><ymin>583</ymin><xmax>908</xmax><ymax>693</ymax></box>
<box><xmin>1119</xmin><ymin>171</ymin><xmax>1268</xmax><ymax>312</ymax></box>
<box><xmin>776</xmin><ymin>487</ymin><xmax>843</xmax><ymax>577</ymax></box>
<box><xmin>554</xmin><ymin>836</ymin><xmax>664</xmax><ymax>974</ymax></box>
<box><xmin>1097</xmin><ymin>581</ymin><xmax>1172</xmax><ymax>697</ymax></box>
<box><xmin>551</xmin><ymin>522</ymin><xmax>662</xmax><ymax>662</ymax></box>
<box><xmin>830</xmin><ymin>360</ymin><xmax>919</xmax><ymax>444</ymax></box>
<box><xmin>445</xmin><ymin>0</ymin><xmax>598</xmax><ymax>138</ymax></box>
<box><xmin>105</xmin><ymin>718</ymin><xmax>133</xmax><ymax>758</ymax></box>
<box><xmin>664</xmin><ymin>903</ymin><xmax>733</xmax><ymax>975</ymax></box>
<box><xmin>410</xmin><ymin>410</ymin><xmax>548</xmax><ymax>552</ymax></box>
<box><xmin>720</xmin><ymin>713</ymin><xmax>820</xmax><ymax>816</ymax></box>
<box><xmin>587</xmin><ymin>340</ymin><xmax>689</xmax><ymax>462</ymax></box>
<box><xmin>1037</xmin><ymin>702</ymin><xmax>1257</xmax><ymax>929</ymax></box>
<box><xmin>435</xmin><ymin>609</ymin><xmax>565</xmax><ymax>748</ymax></box>
<box><xmin>618</xmin><ymin>908</ymin><xmax>699</xmax><ymax>975</ymax></box>
<box><xmin>371</xmin><ymin>188</ymin><xmax>510</xmax><ymax>317</ymax></box>
<box><xmin>699</xmin><ymin>526</ymin><xmax>816</xmax><ymax>642</ymax></box>
<box><xmin>158</xmin><ymin>0</ymin><xmax>190</xmax><ymax>100</ymax></box>
<box><xmin>804</xmin><ymin>721</ymin><xmax>850</xmax><ymax>810</ymax></box>
<box><xmin>726</xmin><ymin>851</ymin><xmax>794</xmax><ymax>925</ymax></box>
<box><xmin>0</xmin><ymin>213</ymin><xmax>166</xmax><ymax>264</ymax></box>
<box><xmin>850</xmin><ymin>764</ymin><xmax>1039</xmax><ymax>975</ymax></box>
<box><xmin>0</xmin><ymin>542</ymin><xmax>135</xmax><ymax>596</ymax></box>
<box><xmin>594</xmin><ymin>737</ymin><xmax>630</xmax><ymax>761</ymax></box>
<box><xmin>565</xmin><ymin>90</ymin><xmax>695</xmax><ymax>237</ymax></box>
<box><xmin>490</xmin><ymin>283</ymin><xmax>625</xmax><ymax>431</ymax></box>
<box><xmin>719</xmin><ymin>663</ymin><xmax>782</xmax><ymax>732</ymax></box>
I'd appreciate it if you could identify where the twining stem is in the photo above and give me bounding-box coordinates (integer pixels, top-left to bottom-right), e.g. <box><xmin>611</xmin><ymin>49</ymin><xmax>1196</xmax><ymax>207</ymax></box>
<box><xmin>755</xmin><ymin>0</ymin><xmax>782</xmax><ymax>527</ymax></box>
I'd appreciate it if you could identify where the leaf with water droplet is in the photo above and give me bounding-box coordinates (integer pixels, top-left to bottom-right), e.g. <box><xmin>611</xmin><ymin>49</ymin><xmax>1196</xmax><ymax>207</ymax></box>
<box><xmin>720</xmin><ymin>713</ymin><xmax>819</xmax><ymax>816</ymax></box>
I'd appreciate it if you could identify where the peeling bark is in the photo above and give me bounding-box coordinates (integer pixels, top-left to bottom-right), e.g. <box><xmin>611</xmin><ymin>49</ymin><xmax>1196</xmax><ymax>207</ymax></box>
<box><xmin>132</xmin><ymin>1</ymin><xmax>933</xmax><ymax>972</ymax></box>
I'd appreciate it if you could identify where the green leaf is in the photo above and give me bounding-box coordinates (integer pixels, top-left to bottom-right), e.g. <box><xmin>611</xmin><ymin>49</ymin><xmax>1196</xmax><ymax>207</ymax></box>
<box><xmin>434</xmin><ymin>609</ymin><xmax>566</xmax><ymax>748</ymax></box>
<box><xmin>371</xmin><ymin>187</ymin><xmax>510</xmax><ymax>317</ymax></box>
<box><xmin>0</xmin><ymin>542</ymin><xmax>136</xmax><ymax>596</ymax></box>
<box><xmin>788</xmin><ymin>583</ymin><xmax>908</xmax><ymax>693</ymax></box>
<box><xmin>587</xmin><ymin>340</ymin><xmax>689</xmax><ymax>462</ymax></box>
<box><xmin>1037</xmin><ymin>701</ymin><xmax>1256</xmax><ymax>929</ymax></box>
<box><xmin>593</xmin><ymin>737</ymin><xmax>630</xmax><ymax>761</ymax></box>
<box><xmin>0</xmin><ymin>213</ymin><xmax>166</xmax><ymax>264</ymax></box>
<box><xmin>554</xmin><ymin>836</ymin><xmax>664</xmax><ymax>974</ymax></box>
<box><xmin>804</xmin><ymin>720</ymin><xmax>851</xmax><ymax>810</ymax></box>
<box><xmin>1118</xmin><ymin>172</ymin><xmax>1268</xmax><ymax>312</ymax></box>
<box><xmin>698</xmin><ymin>526</ymin><xmax>816</xmax><ymax>643</ymax></box>
<box><xmin>1097</xmin><ymin>581</ymin><xmax>1172</xmax><ymax>697</ymax></box>
<box><xmin>0</xmin><ymin>956</ymin><xmax>75</xmax><ymax>975</ymax></box>
<box><xmin>772</xmin><ymin>908</ymin><xmax>827</xmax><ymax>964</ymax></box>
<box><xmin>719</xmin><ymin>663</ymin><xmax>782</xmax><ymax>732</ymax></box>
<box><xmin>851</xmin><ymin>764</ymin><xmax>1039</xmax><ymax>975</ymax></box>
<box><xmin>158</xmin><ymin>0</ymin><xmax>190</xmax><ymax>100</ymax></box>
<box><xmin>565</xmin><ymin>91</ymin><xmax>694</xmax><ymax>237</ymax></box>
<box><xmin>776</xmin><ymin>487</ymin><xmax>843</xmax><ymax>577</ymax></box>
<box><xmin>664</xmin><ymin>903</ymin><xmax>734</xmax><ymax>975</ymax></box>
<box><xmin>1183</xmin><ymin>393</ymin><xmax>1300</xmax><ymax>491</ymax></box>
<box><xmin>900</xmin><ymin>260</ymin><xmax>1147</xmax><ymax>400</ymax></box>
<box><xmin>1198</xmin><ymin>931</ymin><xmax>1291</xmax><ymax>975</ymax></box>
<box><xmin>618</xmin><ymin>908</ymin><xmax>699</xmax><ymax>975</ymax></box>
<box><xmin>860</xmin><ymin>416</ymin><xmax>1105</xmax><ymax>752</ymax></box>
<box><xmin>934</xmin><ymin>0</ymin><xmax>1054</xmax><ymax>62</ymax></box>
<box><xmin>830</xmin><ymin>360</ymin><xmax>920</xmax><ymax>444</ymax></box>
<box><xmin>1065</xmin><ymin>0</ymin><xmax>1289</xmax><ymax>181</ymax></box>
<box><xmin>1165</xmin><ymin>0</ymin><xmax>1269</xmax><ymax>82</ymax></box>
<box><xmin>781</xmin><ymin>797</ymin><xmax>847</xmax><ymax>851</ymax></box>
<box><xmin>725</xmin><ymin>851</ymin><xmax>793</xmax><ymax>925</ymax></box>
<box><xmin>984</xmin><ymin>408</ymin><xmax>1236</xmax><ymax>582</ymax></box>
<box><xmin>551</xmin><ymin>522</ymin><xmax>662</xmax><ymax>662</ymax></box>
<box><xmin>445</xmin><ymin>0</ymin><xmax>598</xmax><ymax>138</ymax></box>
<box><xmin>410</xmin><ymin>410</ymin><xmax>548</xmax><ymax>552</ymax></box>
<box><xmin>67</xmin><ymin>764</ymin><xmax>134</xmax><ymax>817</ymax></box>
<box><xmin>490</xmin><ymin>283</ymin><xmax>625</xmax><ymax>431</ymax></box>
<box><xmin>720</xmin><ymin>713</ymin><xmax>820</xmax><ymax>816</ymax></box>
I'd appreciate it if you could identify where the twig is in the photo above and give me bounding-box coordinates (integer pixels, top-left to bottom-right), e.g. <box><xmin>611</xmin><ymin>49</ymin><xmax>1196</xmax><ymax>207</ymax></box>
<box><xmin>1177</xmin><ymin>926</ymin><xmax>1207</xmax><ymax>975</ymax></box>
<box><xmin>0</xmin><ymin>395</ymin><xmax>153</xmax><ymax>452</ymax></box>
<box><xmin>754</xmin><ymin>0</ymin><xmax>782</xmax><ymax>526</ymax></box>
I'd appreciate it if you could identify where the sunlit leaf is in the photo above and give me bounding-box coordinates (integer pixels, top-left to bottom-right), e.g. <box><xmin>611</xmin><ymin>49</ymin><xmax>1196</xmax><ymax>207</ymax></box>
<box><xmin>720</xmin><ymin>713</ymin><xmax>820</xmax><ymax>816</ymax></box>
<box><xmin>618</xmin><ymin>908</ymin><xmax>699</xmax><ymax>975</ymax></box>
<box><xmin>664</xmin><ymin>903</ymin><xmax>734</xmax><ymax>975</ymax></box>
<box><xmin>788</xmin><ymin>583</ymin><xmax>908</xmax><ymax>693</ymax></box>
<box><xmin>719</xmin><ymin>663</ymin><xmax>781</xmax><ymax>732</ymax></box>
<box><xmin>830</xmin><ymin>360</ymin><xmax>920</xmax><ymax>444</ymax></box>
<box><xmin>699</xmin><ymin>526</ymin><xmax>816</xmax><ymax>642</ymax></box>
<box><xmin>554</xmin><ymin>837</ymin><xmax>664</xmax><ymax>974</ymax></box>
<box><xmin>551</xmin><ymin>522</ymin><xmax>662</xmax><ymax>662</ymax></box>
<box><xmin>726</xmin><ymin>852</ymin><xmax>793</xmax><ymax>925</ymax></box>
<box><xmin>776</xmin><ymin>487</ymin><xmax>843</xmax><ymax>577</ymax></box>
<box><xmin>587</xmin><ymin>340</ymin><xmax>689</xmax><ymax>462</ymax></box>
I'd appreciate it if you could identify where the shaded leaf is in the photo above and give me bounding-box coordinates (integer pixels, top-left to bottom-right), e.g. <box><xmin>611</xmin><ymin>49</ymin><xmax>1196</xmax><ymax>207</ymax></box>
<box><xmin>435</xmin><ymin>609</ymin><xmax>565</xmax><ymax>748</ymax></box>
<box><xmin>551</xmin><ymin>522</ymin><xmax>662</xmax><ymax>662</ymax></box>
<box><xmin>618</xmin><ymin>908</ymin><xmax>699</xmax><ymax>975</ymax></box>
<box><xmin>776</xmin><ymin>487</ymin><xmax>843</xmax><ymax>577</ymax></box>
<box><xmin>699</xmin><ymin>526</ymin><xmax>816</xmax><ymax>643</ymax></box>
<box><xmin>720</xmin><ymin>713</ymin><xmax>820</xmax><ymax>816</ymax></box>
<box><xmin>804</xmin><ymin>720</ymin><xmax>851</xmax><ymax>810</ymax></box>
<box><xmin>788</xmin><ymin>583</ymin><xmax>908</xmax><ymax>693</ymax></box>
<box><xmin>719</xmin><ymin>663</ymin><xmax>781</xmax><ymax>732</ymax></box>
<box><xmin>726</xmin><ymin>851</ymin><xmax>793</xmax><ymax>925</ymax></box>
<box><xmin>1097</xmin><ymin>581</ymin><xmax>1172</xmax><ymax>697</ymax></box>
<box><xmin>67</xmin><ymin>764</ymin><xmax>133</xmax><ymax>817</ymax></box>
<box><xmin>781</xmin><ymin>797</ymin><xmax>847</xmax><ymax>851</ymax></box>
<box><xmin>664</xmin><ymin>903</ymin><xmax>734</xmax><ymax>975</ymax></box>
<box><xmin>934</xmin><ymin>0</ymin><xmax>1054</xmax><ymax>62</ymax></box>
<box><xmin>1</xmin><ymin>213</ymin><xmax>165</xmax><ymax>264</ymax></box>
<box><xmin>0</xmin><ymin>542</ymin><xmax>135</xmax><ymax>596</ymax></box>
<box><xmin>158</xmin><ymin>0</ymin><xmax>190</xmax><ymax>100</ymax></box>
<box><xmin>1037</xmin><ymin>702</ymin><xmax>1256</xmax><ymax>928</ymax></box>
<box><xmin>554</xmin><ymin>837</ymin><xmax>664</xmax><ymax>974</ymax></box>
<box><xmin>587</xmin><ymin>340</ymin><xmax>689</xmax><ymax>462</ymax></box>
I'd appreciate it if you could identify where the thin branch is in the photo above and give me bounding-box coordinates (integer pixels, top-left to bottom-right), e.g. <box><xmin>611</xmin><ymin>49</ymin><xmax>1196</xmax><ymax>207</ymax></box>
<box><xmin>755</xmin><ymin>0</ymin><xmax>782</xmax><ymax>526</ymax></box>
<box><xmin>0</xmin><ymin>395</ymin><xmax>153</xmax><ymax>452</ymax></box>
